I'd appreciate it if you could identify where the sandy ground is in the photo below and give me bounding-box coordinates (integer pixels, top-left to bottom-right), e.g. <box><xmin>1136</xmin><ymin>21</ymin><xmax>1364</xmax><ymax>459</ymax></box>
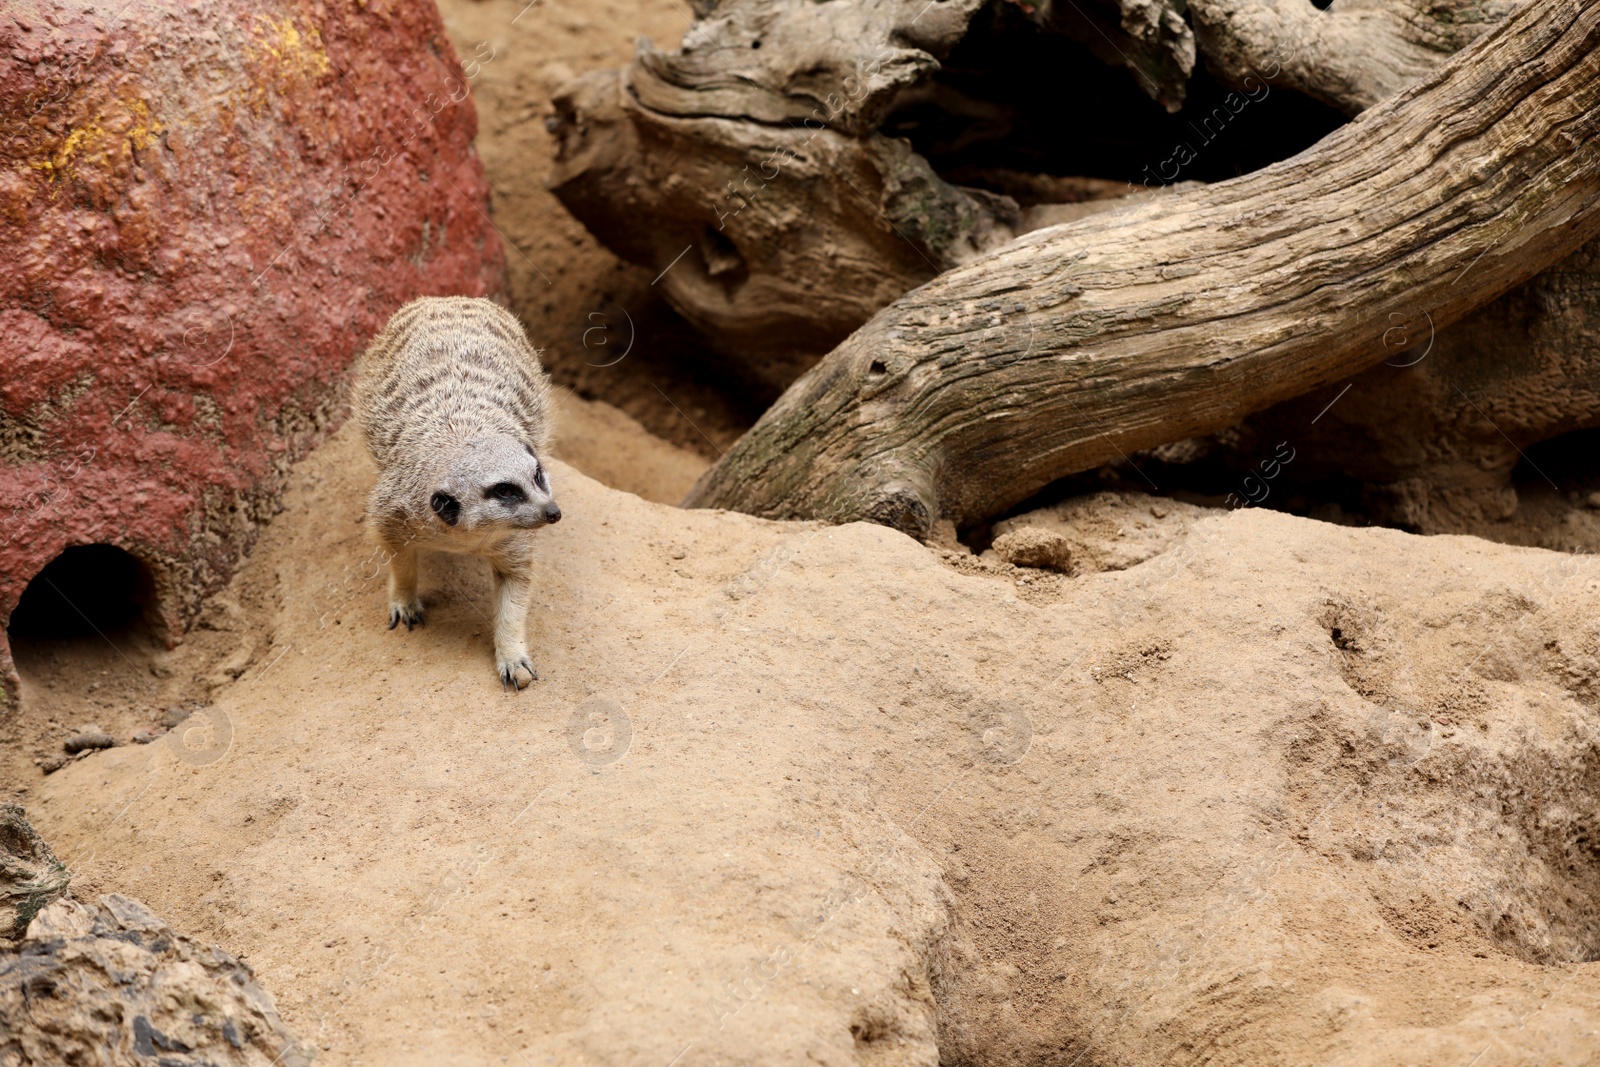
<box><xmin>0</xmin><ymin>390</ymin><xmax>704</xmax><ymax>800</ymax></box>
<box><xmin>550</xmin><ymin>391</ymin><xmax>709</xmax><ymax>506</ymax></box>
<box><xmin>0</xmin><ymin>0</ymin><xmax>714</xmax><ymax>853</ymax></box>
<box><xmin>16</xmin><ymin>422</ymin><xmax>1600</xmax><ymax>1066</ymax></box>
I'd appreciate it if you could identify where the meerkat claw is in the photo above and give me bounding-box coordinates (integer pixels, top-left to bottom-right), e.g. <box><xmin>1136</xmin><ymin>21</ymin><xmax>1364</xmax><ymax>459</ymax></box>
<box><xmin>388</xmin><ymin>602</ymin><xmax>424</xmax><ymax>631</ymax></box>
<box><xmin>498</xmin><ymin>658</ymin><xmax>538</xmax><ymax>690</ymax></box>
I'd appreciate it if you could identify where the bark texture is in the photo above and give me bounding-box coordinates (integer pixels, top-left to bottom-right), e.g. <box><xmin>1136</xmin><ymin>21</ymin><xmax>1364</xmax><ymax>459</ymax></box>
<box><xmin>1224</xmin><ymin>232</ymin><xmax>1600</xmax><ymax>532</ymax></box>
<box><xmin>549</xmin><ymin>0</ymin><xmax>996</xmax><ymax>385</ymax></box>
<box><xmin>684</xmin><ymin>0</ymin><xmax>1600</xmax><ymax>536</ymax></box>
<box><xmin>1189</xmin><ymin>0</ymin><xmax>1521</xmax><ymax>116</ymax></box>
<box><xmin>547</xmin><ymin>0</ymin><xmax>1190</xmax><ymax>384</ymax></box>
<box><xmin>548</xmin><ymin>0</ymin><xmax>1519</xmax><ymax>385</ymax></box>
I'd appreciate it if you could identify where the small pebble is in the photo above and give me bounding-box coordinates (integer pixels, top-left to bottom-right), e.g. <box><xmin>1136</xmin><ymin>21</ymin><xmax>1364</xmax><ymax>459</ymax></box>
<box><xmin>130</xmin><ymin>728</ymin><xmax>166</xmax><ymax>745</ymax></box>
<box><xmin>1587</xmin><ymin>491</ymin><xmax>1600</xmax><ymax>510</ymax></box>
<box><xmin>161</xmin><ymin>705</ymin><xmax>189</xmax><ymax>728</ymax></box>
<box><xmin>37</xmin><ymin>754</ymin><xmax>69</xmax><ymax>774</ymax></box>
<box><xmin>64</xmin><ymin>730</ymin><xmax>115</xmax><ymax>753</ymax></box>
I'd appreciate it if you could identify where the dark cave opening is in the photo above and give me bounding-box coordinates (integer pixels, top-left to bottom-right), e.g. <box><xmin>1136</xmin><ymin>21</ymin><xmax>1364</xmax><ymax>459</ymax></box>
<box><xmin>7</xmin><ymin>544</ymin><xmax>160</xmax><ymax>647</ymax></box>
<box><xmin>883</xmin><ymin>3</ymin><xmax>1348</xmax><ymax>194</ymax></box>
<box><xmin>1514</xmin><ymin>426</ymin><xmax>1600</xmax><ymax>495</ymax></box>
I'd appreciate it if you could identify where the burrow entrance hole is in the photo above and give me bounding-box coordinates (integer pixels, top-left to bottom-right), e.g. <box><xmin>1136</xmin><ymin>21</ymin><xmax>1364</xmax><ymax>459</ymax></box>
<box><xmin>7</xmin><ymin>545</ymin><xmax>162</xmax><ymax>672</ymax></box>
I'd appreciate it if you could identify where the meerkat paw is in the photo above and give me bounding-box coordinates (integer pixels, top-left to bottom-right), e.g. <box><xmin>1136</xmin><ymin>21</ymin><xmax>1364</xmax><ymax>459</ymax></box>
<box><xmin>498</xmin><ymin>654</ymin><xmax>538</xmax><ymax>690</ymax></box>
<box><xmin>387</xmin><ymin>599</ymin><xmax>425</xmax><ymax>630</ymax></box>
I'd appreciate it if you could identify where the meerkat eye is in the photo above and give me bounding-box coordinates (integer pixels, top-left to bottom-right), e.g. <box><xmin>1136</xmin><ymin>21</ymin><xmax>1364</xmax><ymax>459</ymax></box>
<box><xmin>487</xmin><ymin>482</ymin><xmax>527</xmax><ymax>504</ymax></box>
<box><xmin>534</xmin><ymin>465</ymin><xmax>550</xmax><ymax>493</ymax></box>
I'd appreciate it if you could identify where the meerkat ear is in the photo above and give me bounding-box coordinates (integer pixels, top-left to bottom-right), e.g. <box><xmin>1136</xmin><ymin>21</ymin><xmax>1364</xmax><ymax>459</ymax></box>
<box><xmin>430</xmin><ymin>490</ymin><xmax>461</xmax><ymax>527</ymax></box>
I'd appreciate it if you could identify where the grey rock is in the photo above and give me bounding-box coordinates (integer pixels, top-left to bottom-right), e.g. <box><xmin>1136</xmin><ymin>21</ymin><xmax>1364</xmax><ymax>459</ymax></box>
<box><xmin>0</xmin><ymin>805</ymin><xmax>68</xmax><ymax>939</ymax></box>
<box><xmin>0</xmin><ymin>894</ymin><xmax>312</xmax><ymax>1066</ymax></box>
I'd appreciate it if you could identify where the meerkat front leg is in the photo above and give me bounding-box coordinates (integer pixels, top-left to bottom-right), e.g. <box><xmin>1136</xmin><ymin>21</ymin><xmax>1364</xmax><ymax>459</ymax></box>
<box><xmin>384</xmin><ymin>540</ymin><xmax>424</xmax><ymax>631</ymax></box>
<box><xmin>491</xmin><ymin>558</ymin><xmax>537</xmax><ymax>689</ymax></box>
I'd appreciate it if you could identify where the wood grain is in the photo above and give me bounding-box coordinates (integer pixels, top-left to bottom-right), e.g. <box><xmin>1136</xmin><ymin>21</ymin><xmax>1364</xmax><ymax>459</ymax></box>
<box><xmin>685</xmin><ymin>0</ymin><xmax>1600</xmax><ymax>536</ymax></box>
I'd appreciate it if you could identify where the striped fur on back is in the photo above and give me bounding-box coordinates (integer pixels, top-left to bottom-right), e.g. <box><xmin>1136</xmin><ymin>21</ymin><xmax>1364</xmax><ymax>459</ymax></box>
<box><xmin>353</xmin><ymin>296</ymin><xmax>552</xmax><ymax>469</ymax></box>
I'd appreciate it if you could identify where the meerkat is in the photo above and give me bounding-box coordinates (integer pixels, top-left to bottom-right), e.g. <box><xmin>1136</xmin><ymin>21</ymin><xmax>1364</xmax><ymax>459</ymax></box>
<box><xmin>352</xmin><ymin>296</ymin><xmax>560</xmax><ymax>689</ymax></box>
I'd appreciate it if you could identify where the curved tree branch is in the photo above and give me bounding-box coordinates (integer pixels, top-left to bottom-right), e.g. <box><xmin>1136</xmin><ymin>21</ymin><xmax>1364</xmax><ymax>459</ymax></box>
<box><xmin>1189</xmin><ymin>0</ymin><xmax>1520</xmax><ymax>115</ymax></box>
<box><xmin>684</xmin><ymin>0</ymin><xmax>1600</xmax><ymax>537</ymax></box>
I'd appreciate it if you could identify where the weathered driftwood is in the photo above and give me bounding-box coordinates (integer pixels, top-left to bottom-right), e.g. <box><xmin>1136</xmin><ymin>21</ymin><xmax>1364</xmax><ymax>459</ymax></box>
<box><xmin>1028</xmin><ymin>0</ymin><xmax>1195</xmax><ymax>110</ymax></box>
<box><xmin>1188</xmin><ymin>0</ymin><xmax>1519</xmax><ymax>116</ymax></box>
<box><xmin>549</xmin><ymin>0</ymin><xmax>1518</xmax><ymax>385</ymax></box>
<box><xmin>549</xmin><ymin>0</ymin><xmax>989</xmax><ymax>386</ymax></box>
<box><xmin>1223</xmin><ymin>232</ymin><xmax>1600</xmax><ymax>533</ymax></box>
<box><xmin>548</xmin><ymin>71</ymin><xmax>1000</xmax><ymax>388</ymax></box>
<box><xmin>547</xmin><ymin>0</ymin><xmax>1191</xmax><ymax>384</ymax></box>
<box><xmin>683</xmin><ymin>0</ymin><xmax>1600</xmax><ymax>536</ymax></box>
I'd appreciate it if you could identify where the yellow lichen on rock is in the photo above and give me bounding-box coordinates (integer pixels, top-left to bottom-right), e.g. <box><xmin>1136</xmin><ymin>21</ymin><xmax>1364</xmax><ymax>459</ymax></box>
<box><xmin>246</xmin><ymin>14</ymin><xmax>332</xmax><ymax>98</ymax></box>
<box><xmin>25</xmin><ymin>96</ymin><xmax>163</xmax><ymax>191</ymax></box>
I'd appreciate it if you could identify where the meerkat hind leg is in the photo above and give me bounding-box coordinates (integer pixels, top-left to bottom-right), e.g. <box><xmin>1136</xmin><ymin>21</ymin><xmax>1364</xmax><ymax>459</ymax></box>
<box><xmin>491</xmin><ymin>561</ymin><xmax>537</xmax><ymax>689</ymax></box>
<box><xmin>386</xmin><ymin>542</ymin><xmax>424</xmax><ymax>630</ymax></box>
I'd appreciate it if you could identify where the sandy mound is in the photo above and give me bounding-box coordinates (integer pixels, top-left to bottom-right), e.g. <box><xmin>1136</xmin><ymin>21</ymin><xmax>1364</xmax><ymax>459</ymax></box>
<box><xmin>19</xmin><ymin>423</ymin><xmax>1598</xmax><ymax>1065</ymax></box>
<box><xmin>0</xmin><ymin>391</ymin><xmax>705</xmax><ymax>799</ymax></box>
<box><xmin>549</xmin><ymin>391</ymin><xmax>707</xmax><ymax>505</ymax></box>
<box><xmin>990</xmin><ymin>491</ymin><xmax>1218</xmax><ymax>574</ymax></box>
<box><xmin>8</xmin><ymin>1</ymin><xmax>1598</xmax><ymax>1062</ymax></box>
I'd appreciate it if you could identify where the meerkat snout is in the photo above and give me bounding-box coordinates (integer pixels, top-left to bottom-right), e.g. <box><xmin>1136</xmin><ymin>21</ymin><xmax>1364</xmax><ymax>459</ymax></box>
<box><xmin>427</xmin><ymin>435</ymin><xmax>559</xmax><ymax>532</ymax></box>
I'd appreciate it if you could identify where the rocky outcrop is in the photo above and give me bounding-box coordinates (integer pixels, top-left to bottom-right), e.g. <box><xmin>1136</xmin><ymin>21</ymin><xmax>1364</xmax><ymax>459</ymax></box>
<box><xmin>0</xmin><ymin>0</ymin><xmax>507</xmax><ymax>701</ymax></box>
<box><xmin>0</xmin><ymin>893</ymin><xmax>310</xmax><ymax>1066</ymax></box>
<box><xmin>0</xmin><ymin>806</ymin><xmax>67</xmax><ymax>939</ymax></box>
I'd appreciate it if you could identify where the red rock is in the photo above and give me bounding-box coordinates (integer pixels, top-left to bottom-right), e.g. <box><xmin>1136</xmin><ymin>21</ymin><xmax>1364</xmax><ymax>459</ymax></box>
<box><xmin>0</xmin><ymin>0</ymin><xmax>507</xmax><ymax>700</ymax></box>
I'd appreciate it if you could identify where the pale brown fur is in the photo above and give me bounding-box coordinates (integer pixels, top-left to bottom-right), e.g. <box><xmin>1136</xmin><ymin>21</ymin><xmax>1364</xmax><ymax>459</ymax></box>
<box><xmin>352</xmin><ymin>297</ymin><xmax>559</xmax><ymax>689</ymax></box>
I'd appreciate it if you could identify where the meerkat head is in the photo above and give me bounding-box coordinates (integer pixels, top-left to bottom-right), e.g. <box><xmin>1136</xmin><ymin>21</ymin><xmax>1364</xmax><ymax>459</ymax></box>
<box><xmin>427</xmin><ymin>435</ymin><xmax>561</xmax><ymax>532</ymax></box>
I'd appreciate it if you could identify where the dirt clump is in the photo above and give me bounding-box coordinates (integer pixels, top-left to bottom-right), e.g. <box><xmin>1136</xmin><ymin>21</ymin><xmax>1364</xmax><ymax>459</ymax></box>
<box><xmin>990</xmin><ymin>527</ymin><xmax>1075</xmax><ymax>574</ymax></box>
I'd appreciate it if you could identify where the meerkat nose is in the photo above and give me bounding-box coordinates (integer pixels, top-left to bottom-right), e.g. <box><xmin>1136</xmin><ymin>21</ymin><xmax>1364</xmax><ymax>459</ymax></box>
<box><xmin>544</xmin><ymin>503</ymin><xmax>562</xmax><ymax>524</ymax></box>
